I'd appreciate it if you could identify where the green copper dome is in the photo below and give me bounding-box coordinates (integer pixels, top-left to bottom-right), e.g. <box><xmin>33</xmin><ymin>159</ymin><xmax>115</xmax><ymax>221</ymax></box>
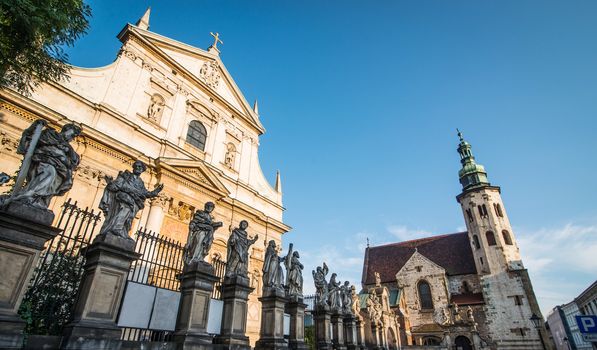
<box><xmin>457</xmin><ymin>129</ymin><xmax>490</xmax><ymax>191</ymax></box>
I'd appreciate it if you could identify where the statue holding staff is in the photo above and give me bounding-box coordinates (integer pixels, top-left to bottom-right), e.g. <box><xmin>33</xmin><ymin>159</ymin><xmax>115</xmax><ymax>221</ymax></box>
<box><xmin>284</xmin><ymin>243</ymin><xmax>304</xmax><ymax>298</ymax></box>
<box><xmin>328</xmin><ymin>273</ymin><xmax>342</xmax><ymax>312</ymax></box>
<box><xmin>1</xmin><ymin>120</ymin><xmax>81</xmax><ymax>209</ymax></box>
<box><xmin>312</xmin><ymin>263</ymin><xmax>329</xmax><ymax>308</ymax></box>
<box><xmin>184</xmin><ymin>201</ymin><xmax>223</xmax><ymax>265</ymax></box>
<box><xmin>98</xmin><ymin>161</ymin><xmax>163</xmax><ymax>239</ymax></box>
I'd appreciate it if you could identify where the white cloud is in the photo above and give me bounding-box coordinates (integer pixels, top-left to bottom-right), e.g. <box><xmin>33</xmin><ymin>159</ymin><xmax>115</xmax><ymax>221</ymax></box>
<box><xmin>387</xmin><ymin>225</ymin><xmax>432</xmax><ymax>241</ymax></box>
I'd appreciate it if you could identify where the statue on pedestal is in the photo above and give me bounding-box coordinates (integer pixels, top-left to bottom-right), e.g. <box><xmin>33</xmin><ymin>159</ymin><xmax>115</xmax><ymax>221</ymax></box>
<box><xmin>350</xmin><ymin>285</ymin><xmax>361</xmax><ymax>316</ymax></box>
<box><xmin>284</xmin><ymin>243</ymin><xmax>304</xmax><ymax>298</ymax></box>
<box><xmin>1</xmin><ymin>120</ymin><xmax>81</xmax><ymax>209</ymax></box>
<box><xmin>262</xmin><ymin>240</ymin><xmax>284</xmax><ymax>291</ymax></box>
<box><xmin>225</xmin><ymin>220</ymin><xmax>258</xmax><ymax>278</ymax></box>
<box><xmin>328</xmin><ymin>273</ymin><xmax>342</xmax><ymax>312</ymax></box>
<box><xmin>341</xmin><ymin>281</ymin><xmax>352</xmax><ymax>314</ymax></box>
<box><xmin>98</xmin><ymin>161</ymin><xmax>163</xmax><ymax>239</ymax></box>
<box><xmin>184</xmin><ymin>201</ymin><xmax>223</xmax><ymax>265</ymax></box>
<box><xmin>312</xmin><ymin>263</ymin><xmax>329</xmax><ymax>308</ymax></box>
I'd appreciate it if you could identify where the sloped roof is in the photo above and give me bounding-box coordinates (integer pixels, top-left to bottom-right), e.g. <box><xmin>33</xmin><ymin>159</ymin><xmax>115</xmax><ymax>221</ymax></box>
<box><xmin>451</xmin><ymin>292</ymin><xmax>485</xmax><ymax>305</ymax></box>
<box><xmin>362</xmin><ymin>232</ymin><xmax>477</xmax><ymax>285</ymax></box>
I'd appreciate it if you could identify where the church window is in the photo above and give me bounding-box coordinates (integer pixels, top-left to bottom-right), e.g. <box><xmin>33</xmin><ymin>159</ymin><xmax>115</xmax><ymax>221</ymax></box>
<box><xmin>418</xmin><ymin>280</ymin><xmax>433</xmax><ymax>309</ymax></box>
<box><xmin>485</xmin><ymin>231</ymin><xmax>496</xmax><ymax>246</ymax></box>
<box><xmin>480</xmin><ymin>257</ymin><xmax>484</xmax><ymax>265</ymax></box>
<box><xmin>494</xmin><ymin>203</ymin><xmax>504</xmax><ymax>217</ymax></box>
<box><xmin>186</xmin><ymin>121</ymin><xmax>207</xmax><ymax>151</ymax></box>
<box><xmin>462</xmin><ymin>281</ymin><xmax>471</xmax><ymax>293</ymax></box>
<box><xmin>477</xmin><ymin>204</ymin><xmax>488</xmax><ymax>217</ymax></box>
<box><xmin>502</xmin><ymin>230</ymin><xmax>513</xmax><ymax>245</ymax></box>
<box><xmin>466</xmin><ymin>209</ymin><xmax>474</xmax><ymax>222</ymax></box>
<box><xmin>472</xmin><ymin>235</ymin><xmax>480</xmax><ymax>250</ymax></box>
<box><xmin>513</xmin><ymin>295</ymin><xmax>523</xmax><ymax>305</ymax></box>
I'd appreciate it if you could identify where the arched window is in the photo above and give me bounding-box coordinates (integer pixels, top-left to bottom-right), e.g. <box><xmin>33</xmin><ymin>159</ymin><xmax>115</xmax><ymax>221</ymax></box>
<box><xmin>466</xmin><ymin>209</ymin><xmax>474</xmax><ymax>223</ymax></box>
<box><xmin>472</xmin><ymin>235</ymin><xmax>480</xmax><ymax>250</ymax></box>
<box><xmin>418</xmin><ymin>280</ymin><xmax>433</xmax><ymax>309</ymax></box>
<box><xmin>494</xmin><ymin>203</ymin><xmax>504</xmax><ymax>217</ymax></box>
<box><xmin>462</xmin><ymin>281</ymin><xmax>471</xmax><ymax>293</ymax></box>
<box><xmin>486</xmin><ymin>231</ymin><xmax>496</xmax><ymax>246</ymax></box>
<box><xmin>502</xmin><ymin>230</ymin><xmax>513</xmax><ymax>245</ymax></box>
<box><xmin>186</xmin><ymin>121</ymin><xmax>207</xmax><ymax>151</ymax></box>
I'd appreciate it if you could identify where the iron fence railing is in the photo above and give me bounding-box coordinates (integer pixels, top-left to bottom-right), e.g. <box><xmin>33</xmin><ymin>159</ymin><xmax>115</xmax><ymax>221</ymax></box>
<box><xmin>212</xmin><ymin>258</ymin><xmax>226</xmax><ymax>299</ymax></box>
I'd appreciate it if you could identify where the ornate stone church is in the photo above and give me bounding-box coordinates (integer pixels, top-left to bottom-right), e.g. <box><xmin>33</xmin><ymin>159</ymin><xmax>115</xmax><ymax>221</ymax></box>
<box><xmin>360</xmin><ymin>133</ymin><xmax>551</xmax><ymax>350</ymax></box>
<box><xmin>0</xmin><ymin>9</ymin><xmax>289</xmax><ymax>344</ymax></box>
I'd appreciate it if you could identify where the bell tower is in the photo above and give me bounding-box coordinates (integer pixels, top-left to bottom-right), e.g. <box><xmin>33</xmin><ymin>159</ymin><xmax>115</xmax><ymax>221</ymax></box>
<box><xmin>454</xmin><ymin>130</ymin><xmax>523</xmax><ymax>275</ymax></box>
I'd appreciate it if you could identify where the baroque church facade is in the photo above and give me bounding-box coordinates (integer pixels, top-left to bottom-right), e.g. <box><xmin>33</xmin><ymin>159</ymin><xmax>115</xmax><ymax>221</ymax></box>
<box><xmin>360</xmin><ymin>133</ymin><xmax>551</xmax><ymax>350</ymax></box>
<box><xmin>0</xmin><ymin>10</ymin><xmax>289</xmax><ymax>344</ymax></box>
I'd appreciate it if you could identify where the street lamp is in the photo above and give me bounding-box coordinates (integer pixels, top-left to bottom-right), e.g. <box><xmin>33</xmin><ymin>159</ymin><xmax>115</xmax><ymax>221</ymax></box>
<box><xmin>530</xmin><ymin>313</ymin><xmax>546</xmax><ymax>350</ymax></box>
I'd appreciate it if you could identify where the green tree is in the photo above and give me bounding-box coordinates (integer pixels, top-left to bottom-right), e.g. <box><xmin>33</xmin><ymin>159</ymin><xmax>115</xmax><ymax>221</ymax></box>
<box><xmin>0</xmin><ymin>0</ymin><xmax>91</xmax><ymax>95</ymax></box>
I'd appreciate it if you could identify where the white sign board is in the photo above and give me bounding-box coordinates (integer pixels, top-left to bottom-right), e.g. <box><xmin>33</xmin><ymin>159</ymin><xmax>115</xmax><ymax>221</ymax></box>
<box><xmin>207</xmin><ymin>298</ymin><xmax>224</xmax><ymax>334</ymax></box>
<box><xmin>284</xmin><ymin>313</ymin><xmax>290</xmax><ymax>336</ymax></box>
<box><xmin>117</xmin><ymin>282</ymin><xmax>155</xmax><ymax>328</ymax></box>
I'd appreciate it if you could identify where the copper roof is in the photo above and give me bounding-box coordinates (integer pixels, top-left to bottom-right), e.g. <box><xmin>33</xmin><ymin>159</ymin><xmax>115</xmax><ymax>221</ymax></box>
<box><xmin>362</xmin><ymin>232</ymin><xmax>477</xmax><ymax>285</ymax></box>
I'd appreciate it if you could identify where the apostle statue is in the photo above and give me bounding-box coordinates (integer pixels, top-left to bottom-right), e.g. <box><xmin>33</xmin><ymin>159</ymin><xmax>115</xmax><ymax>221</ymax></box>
<box><xmin>262</xmin><ymin>240</ymin><xmax>285</xmax><ymax>292</ymax></box>
<box><xmin>284</xmin><ymin>243</ymin><xmax>304</xmax><ymax>298</ymax></box>
<box><xmin>312</xmin><ymin>263</ymin><xmax>329</xmax><ymax>308</ymax></box>
<box><xmin>98</xmin><ymin>161</ymin><xmax>163</xmax><ymax>239</ymax></box>
<box><xmin>328</xmin><ymin>273</ymin><xmax>342</xmax><ymax>312</ymax></box>
<box><xmin>2</xmin><ymin>120</ymin><xmax>81</xmax><ymax>209</ymax></box>
<box><xmin>184</xmin><ymin>201</ymin><xmax>223</xmax><ymax>265</ymax></box>
<box><xmin>341</xmin><ymin>281</ymin><xmax>352</xmax><ymax>314</ymax></box>
<box><xmin>225</xmin><ymin>220</ymin><xmax>258</xmax><ymax>279</ymax></box>
<box><xmin>351</xmin><ymin>285</ymin><xmax>361</xmax><ymax>316</ymax></box>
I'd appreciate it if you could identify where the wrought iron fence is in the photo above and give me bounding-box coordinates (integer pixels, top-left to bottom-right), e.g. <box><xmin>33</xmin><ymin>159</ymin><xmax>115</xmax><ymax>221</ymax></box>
<box><xmin>19</xmin><ymin>198</ymin><xmax>102</xmax><ymax>336</ymax></box>
<box><xmin>212</xmin><ymin>258</ymin><xmax>226</xmax><ymax>299</ymax></box>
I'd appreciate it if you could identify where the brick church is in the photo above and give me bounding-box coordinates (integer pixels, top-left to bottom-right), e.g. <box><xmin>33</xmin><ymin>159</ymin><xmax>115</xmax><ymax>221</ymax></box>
<box><xmin>360</xmin><ymin>132</ymin><xmax>551</xmax><ymax>350</ymax></box>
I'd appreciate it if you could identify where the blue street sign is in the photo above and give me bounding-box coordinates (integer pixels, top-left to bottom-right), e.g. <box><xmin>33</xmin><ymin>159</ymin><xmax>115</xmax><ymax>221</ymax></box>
<box><xmin>576</xmin><ymin>315</ymin><xmax>597</xmax><ymax>334</ymax></box>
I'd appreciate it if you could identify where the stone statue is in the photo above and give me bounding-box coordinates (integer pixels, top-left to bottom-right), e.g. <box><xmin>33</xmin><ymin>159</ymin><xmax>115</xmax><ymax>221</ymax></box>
<box><xmin>3</xmin><ymin>120</ymin><xmax>81</xmax><ymax>209</ymax></box>
<box><xmin>374</xmin><ymin>271</ymin><xmax>381</xmax><ymax>287</ymax></box>
<box><xmin>351</xmin><ymin>285</ymin><xmax>361</xmax><ymax>316</ymax></box>
<box><xmin>224</xmin><ymin>143</ymin><xmax>235</xmax><ymax>169</ymax></box>
<box><xmin>184</xmin><ymin>201</ymin><xmax>223</xmax><ymax>265</ymax></box>
<box><xmin>328</xmin><ymin>273</ymin><xmax>342</xmax><ymax>312</ymax></box>
<box><xmin>452</xmin><ymin>303</ymin><xmax>462</xmax><ymax>323</ymax></box>
<box><xmin>284</xmin><ymin>243</ymin><xmax>303</xmax><ymax>298</ymax></box>
<box><xmin>147</xmin><ymin>94</ymin><xmax>165</xmax><ymax>122</ymax></box>
<box><xmin>312</xmin><ymin>263</ymin><xmax>329</xmax><ymax>308</ymax></box>
<box><xmin>225</xmin><ymin>220</ymin><xmax>258</xmax><ymax>278</ymax></box>
<box><xmin>98</xmin><ymin>161</ymin><xmax>164</xmax><ymax>239</ymax></box>
<box><xmin>0</xmin><ymin>172</ymin><xmax>10</xmax><ymax>186</ymax></box>
<box><xmin>466</xmin><ymin>306</ymin><xmax>475</xmax><ymax>323</ymax></box>
<box><xmin>341</xmin><ymin>281</ymin><xmax>352</xmax><ymax>314</ymax></box>
<box><xmin>366</xmin><ymin>290</ymin><xmax>381</xmax><ymax>325</ymax></box>
<box><xmin>262</xmin><ymin>240</ymin><xmax>285</xmax><ymax>291</ymax></box>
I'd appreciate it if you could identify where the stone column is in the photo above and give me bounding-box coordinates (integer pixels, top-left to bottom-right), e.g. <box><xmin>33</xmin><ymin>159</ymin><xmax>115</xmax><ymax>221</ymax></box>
<box><xmin>213</xmin><ymin>275</ymin><xmax>254</xmax><ymax>350</ymax></box>
<box><xmin>144</xmin><ymin>195</ymin><xmax>168</xmax><ymax>232</ymax></box>
<box><xmin>285</xmin><ymin>297</ymin><xmax>309</xmax><ymax>350</ymax></box>
<box><xmin>62</xmin><ymin>234</ymin><xmax>140</xmax><ymax>349</ymax></box>
<box><xmin>255</xmin><ymin>288</ymin><xmax>288</xmax><ymax>350</ymax></box>
<box><xmin>370</xmin><ymin>322</ymin><xmax>381</xmax><ymax>350</ymax></box>
<box><xmin>331</xmin><ymin>311</ymin><xmax>347</xmax><ymax>350</ymax></box>
<box><xmin>173</xmin><ymin>261</ymin><xmax>219</xmax><ymax>347</ymax></box>
<box><xmin>313</xmin><ymin>307</ymin><xmax>333</xmax><ymax>350</ymax></box>
<box><xmin>0</xmin><ymin>206</ymin><xmax>60</xmax><ymax>349</ymax></box>
<box><xmin>343</xmin><ymin>314</ymin><xmax>358</xmax><ymax>350</ymax></box>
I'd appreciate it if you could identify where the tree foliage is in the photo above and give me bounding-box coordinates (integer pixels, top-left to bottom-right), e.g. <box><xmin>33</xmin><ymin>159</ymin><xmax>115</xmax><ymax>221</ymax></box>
<box><xmin>0</xmin><ymin>0</ymin><xmax>91</xmax><ymax>95</ymax></box>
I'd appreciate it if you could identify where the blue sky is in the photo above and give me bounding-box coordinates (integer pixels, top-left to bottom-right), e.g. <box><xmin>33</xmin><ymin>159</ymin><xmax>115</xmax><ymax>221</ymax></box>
<box><xmin>66</xmin><ymin>0</ymin><xmax>597</xmax><ymax>314</ymax></box>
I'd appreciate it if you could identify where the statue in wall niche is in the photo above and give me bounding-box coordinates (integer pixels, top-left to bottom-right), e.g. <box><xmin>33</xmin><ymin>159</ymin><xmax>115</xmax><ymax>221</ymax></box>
<box><xmin>284</xmin><ymin>243</ymin><xmax>304</xmax><ymax>298</ymax></box>
<box><xmin>341</xmin><ymin>281</ymin><xmax>353</xmax><ymax>314</ymax></box>
<box><xmin>224</xmin><ymin>143</ymin><xmax>235</xmax><ymax>169</ymax></box>
<box><xmin>367</xmin><ymin>290</ymin><xmax>381</xmax><ymax>325</ymax></box>
<box><xmin>225</xmin><ymin>220</ymin><xmax>258</xmax><ymax>278</ymax></box>
<box><xmin>328</xmin><ymin>273</ymin><xmax>342</xmax><ymax>312</ymax></box>
<box><xmin>147</xmin><ymin>94</ymin><xmax>165</xmax><ymax>122</ymax></box>
<box><xmin>312</xmin><ymin>263</ymin><xmax>329</xmax><ymax>308</ymax></box>
<box><xmin>452</xmin><ymin>303</ymin><xmax>462</xmax><ymax>323</ymax></box>
<box><xmin>374</xmin><ymin>271</ymin><xmax>382</xmax><ymax>287</ymax></box>
<box><xmin>184</xmin><ymin>201</ymin><xmax>223</xmax><ymax>265</ymax></box>
<box><xmin>98</xmin><ymin>161</ymin><xmax>164</xmax><ymax>239</ymax></box>
<box><xmin>1</xmin><ymin>120</ymin><xmax>81</xmax><ymax>209</ymax></box>
<box><xmin>262</xmin><ymin>240</ymin><xmax>285</xmax><ymax>292</ymax></box>
<box><xmin>466</xmin><ymin>306</ymin><xmax>475</xmax><ymax>323</ymax></box>
<box><xmin>434</xmin><ymin>307</ymin><xmax>451</xmax><ymax>325</ymax></box>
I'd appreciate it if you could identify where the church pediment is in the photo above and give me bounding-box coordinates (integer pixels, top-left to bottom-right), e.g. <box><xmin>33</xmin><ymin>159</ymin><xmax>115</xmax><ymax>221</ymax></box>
<box><xmin>156</xmin><ymin>157</ymin><xmax>230</xmax><ymax>198</ymax></box>
<box><xmin>120</xmin><ymin>25</ymin><xmax>264</xmax><ymax>134</ymax></box>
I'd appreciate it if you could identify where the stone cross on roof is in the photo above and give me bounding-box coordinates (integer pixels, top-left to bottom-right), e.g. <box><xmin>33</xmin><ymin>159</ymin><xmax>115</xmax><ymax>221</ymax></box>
<box><xmin>210</xmin><ymin>32</ymin><xmax>223</xmax><ymax>50</ymax></box>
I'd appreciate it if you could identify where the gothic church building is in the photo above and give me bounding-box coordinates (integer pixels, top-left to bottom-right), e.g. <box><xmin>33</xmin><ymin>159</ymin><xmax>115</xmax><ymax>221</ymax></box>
<box><xmin>361</xmin><ymin>133</ymin><xmax>550</xmax><ymax>350</ymax></box>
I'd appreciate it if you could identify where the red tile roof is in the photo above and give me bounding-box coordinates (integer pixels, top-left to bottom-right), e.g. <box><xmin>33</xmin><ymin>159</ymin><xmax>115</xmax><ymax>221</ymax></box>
<box><xmin>361</xmin><ymin>232</ymin><xmax>477</xmax><ymax>285</ymax></box>
<box><xmin>451</xmin><ymin>292</ymin><xmax>485</xmax><ymax>305</ymax></box>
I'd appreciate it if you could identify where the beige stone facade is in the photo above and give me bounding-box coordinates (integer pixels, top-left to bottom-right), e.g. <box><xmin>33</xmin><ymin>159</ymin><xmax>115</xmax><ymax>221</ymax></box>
<box><xmin>0</xmin><ymin>15</ymin><xmax>289</xmax><ymax>344</ymax></box>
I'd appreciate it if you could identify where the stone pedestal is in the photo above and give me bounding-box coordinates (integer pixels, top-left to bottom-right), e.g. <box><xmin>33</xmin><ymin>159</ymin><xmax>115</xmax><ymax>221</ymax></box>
<box><xmin>285</xmin><ymin>297</ymin><xmax>309</xmax><ymax>350</ymax></box>
<box><xmin>313</xmin><ymin>307</ymin><xmax>333</xmax><ymax>350</ymax></box>
<box><xmin>370</xmin><ymin>323</ymin><xmax>382</xmax><ymax>350</ymax></box>
<box><xmin>0</xmin><ymin>207</ymin><xmax>60</xmax><ymax>349</ymax></box>
<box><xmin>343</xmin><ymin>314</ymin><xmax>358</xmax><ymax>350</ymax></box>
<box><xmin>61</xmin><ymin>234</ymin><xmax>140</xmax><ymax>349</ymax></box>
<box><xmin>255</xmin><ymin>288</ymin><xmax>288</xmax><ymax>350</ymax></box>
<box><xmin>355</xmin><ymin>318</ymin><xmax>366</xmax><ymax>350</ymax></box>
<box><xmin>331</xmin><ymin>311</ymin><xmax>347</xmax><ymax>350</ymax></box>
<box><xmin>174</xmin><ymin>261</ymin><xmax>220</xmax><ymax>348</ymax></box>
<box><xmin>213</xmin><ymin>275</ymin><xmax>254</xmax><ymax>350</ymax></box>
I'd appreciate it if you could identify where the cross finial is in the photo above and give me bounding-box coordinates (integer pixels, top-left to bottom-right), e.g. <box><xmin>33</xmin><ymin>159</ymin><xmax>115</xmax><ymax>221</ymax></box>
<box><xmin>366</xmin><ymin>237</ymin><xmax>370</xmax><ymax>248</ymax></box>
<box><xmin>210</xmin><ymin>32</ymin><xmax>223</xmax><ymax>50</ymax></box>
<box><xmin>457</xmin><ymin>128</ymin><xmax>464</xmax><ymax>142</ymax></box>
